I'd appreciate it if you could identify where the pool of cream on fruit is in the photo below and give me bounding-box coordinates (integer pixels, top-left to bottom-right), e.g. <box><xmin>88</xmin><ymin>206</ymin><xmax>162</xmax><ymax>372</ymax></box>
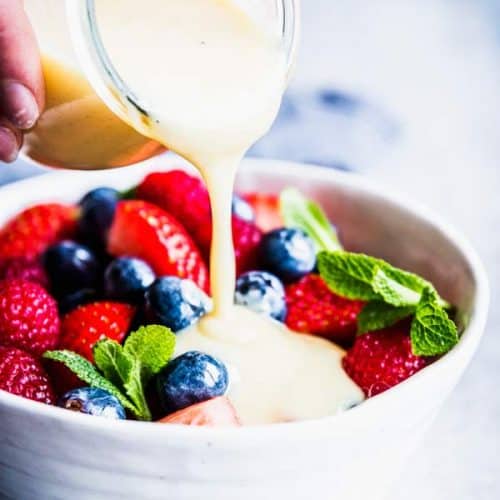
<box><xmin>32</xmin><ymin>0</ymin><xmax>364</xmax><ymax>424</ymax></box>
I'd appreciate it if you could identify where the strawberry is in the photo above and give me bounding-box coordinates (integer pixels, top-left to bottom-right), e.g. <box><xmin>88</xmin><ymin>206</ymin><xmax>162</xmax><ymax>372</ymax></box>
<box><xmin>285</xmin><ymin>274</ymin><xmax>363</xmax><ymax>344</ymax></box>
<box><xmin>158</xmin><ymin>397</ymin><xmax>241</xmax><ymax>427</ymax></box>
<box><xmin>232</xmin><ymin>216</ymin><xmax>262</xmax><ymax>276</ymax></box>
<box><xmin>342</xmin><ymin>325</ymin><xmax>428</xmax><ymax>397</ymax></box>
<box><xmin>0</xmin><ymin>257</ymin><xmax>49</xmax><ymax>288</ymax></box>
<box><xmin>0</xmin><ymin>203</ymin><xmax>77</xmax><ymax>260</ymax></box>
<box><xmin>0</xmin><ymin>346</ymin><xmax>55</xmax><ymax>404</ymax></box>
<box><xmin>0</xmin><ymin>279</ymin><xmax>60</xmax><ymax>356</ymax></box>
<box><xmin>59</xmin><ymin>301</ymin><xmax>135</xmax><ymax>361</ymax></box>
<box><xmin>136</xmin><ymin>170</ymin><xmax>212</xmax><ymax>256</ymax></box>
<box><xmin>107</xmin><ymin>200</ymin><xmax>209</xmax><ymax>292</ymax></box>
<box><xmin>243</xmin><ymin>192</ymin><xmax>283</xmax><ymax>232</ymax></box>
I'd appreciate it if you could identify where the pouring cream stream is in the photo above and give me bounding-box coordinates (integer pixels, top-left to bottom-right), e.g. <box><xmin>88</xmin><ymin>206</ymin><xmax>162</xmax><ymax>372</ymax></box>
<box><xmin>32</xmin><ymin>0</ymin><xmax>364</xmax><ymax>424</ymax></box>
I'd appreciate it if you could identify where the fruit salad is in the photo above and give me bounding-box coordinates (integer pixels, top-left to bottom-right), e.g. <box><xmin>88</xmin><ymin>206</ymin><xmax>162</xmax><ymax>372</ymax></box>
<box><xmin>0</xmin><ymin>169</ymin><xmax>459</xmax><ymax>426</ymax></box>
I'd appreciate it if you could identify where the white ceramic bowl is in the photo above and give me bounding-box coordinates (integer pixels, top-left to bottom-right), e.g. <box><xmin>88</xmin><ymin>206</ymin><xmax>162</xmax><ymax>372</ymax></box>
<box><xmin>0</xmin><ymin>157</ymin><xmax>489</xmax><ymax>500</ymax></box>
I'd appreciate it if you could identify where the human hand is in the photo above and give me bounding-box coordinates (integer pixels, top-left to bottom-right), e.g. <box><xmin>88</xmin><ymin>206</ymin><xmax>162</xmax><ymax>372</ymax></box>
<box><xmin>0</xmin><ymin>0</ymin><xmax>44</xmax><ymax>163</ymax></box>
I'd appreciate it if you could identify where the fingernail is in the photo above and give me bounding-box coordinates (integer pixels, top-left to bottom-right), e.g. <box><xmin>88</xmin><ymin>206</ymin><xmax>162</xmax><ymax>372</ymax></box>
<box><xmin>0</xmin><ymin>80</ymin><xmax>40</xmax><ymax>130</ymax></box>
<box><xmin>0</xmin><ymin>127</ymin><xmax>19</xmax><ymax>163</ymax></box>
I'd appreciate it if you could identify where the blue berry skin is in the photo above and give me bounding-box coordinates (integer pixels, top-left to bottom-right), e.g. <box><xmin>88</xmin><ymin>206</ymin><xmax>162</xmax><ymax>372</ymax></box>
<box><xmin>104</xmin><ymin>257</ymin><xmax>155</xmax><ymax>303</ymax></box>
<box><xmin>235</xmin><ymin>271</ymin><xmax>286</xmax><ymax>321</ymax></box>
<box><xmin>58</xmin><ymin>387</ymin><xmax>126</xmax><ymax>420</ymax></box>
<box><xmin>258</xmin><ymin>228</ymin><xmax>316</xmax><ymax>283</ymax></box>
<box><xmin>43</xmin><ymin>241</ymin><xmax>100</xmax><ymax>297</ymax></box>
<box><xmin>78</xmin><ymin>187</ymin><xmax>119</xmax><ymax>249</ymax></box>
<box><xmin>144</xmin><ymin>277</ymin><xmax>211</xmax><ymax>333</ymax></box>
<box><xmin>156</xmin><ymin>351</ymin><xmax>229</xmax><ymax>413</ymax></box>
<box><xmin>232</xmin><ymin>194</ymin><xmax>255</xmax><ymax>222</ymax></box>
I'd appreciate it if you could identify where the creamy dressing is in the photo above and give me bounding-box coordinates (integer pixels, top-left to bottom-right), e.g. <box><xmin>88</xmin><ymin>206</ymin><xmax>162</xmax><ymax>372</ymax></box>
<box><xmin>30</xmin><ymin>0</ymin><xmax>364</xmax><ymax>424</ymax></box>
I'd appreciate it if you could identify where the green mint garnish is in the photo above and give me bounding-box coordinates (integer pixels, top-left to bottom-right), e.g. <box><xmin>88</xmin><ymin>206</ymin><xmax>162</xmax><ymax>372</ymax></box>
<box><xmin>411</xmin><ymin>288</ymin><xmax>459</xmax><ymax>356</ymax></box>
<box><xmin>279</xmin><ymin>188</ymin><xmax>342</xmax><ymax>252</ymax></box>
<box><xmin>44</xmin><ymin>325</ymin><xmax>176</xmax><ymax>421</ymax></box>
<box><xmin>318</xmin><ymin>251</ymin><xmax>457</xmax><ymax>355</ymax></box>
<box><xmin>357</xmin><ymin>302</ymin><xmax>416</xmax><ymax>334</ymax></box>
<box><xmin>43</xmin><ymin>350</ymin><xmax>136</xmax><ymax>414</ymax></box>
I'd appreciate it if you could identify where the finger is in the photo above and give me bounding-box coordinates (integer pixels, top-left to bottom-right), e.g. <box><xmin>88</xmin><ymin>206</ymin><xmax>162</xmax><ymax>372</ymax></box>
<box><xmin>0</xmin><ymin>0</ymin><xmax>44</xmax><ymax>130</ymax></box>
<box><xmin>0</xmin><ymin>120</ymin><xmax>22</xmax><ymax>163</ymax></box>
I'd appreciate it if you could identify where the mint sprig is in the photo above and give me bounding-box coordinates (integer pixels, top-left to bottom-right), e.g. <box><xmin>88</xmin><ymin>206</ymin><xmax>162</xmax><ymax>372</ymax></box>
<box><xmin>411</xmin><ymin>288</ymin><xmax>459</xmax><ymax>356</ymax></box>
<box><xmin>44</xmin><ymin>325</ymin><xmax>176</xmax><ymax>421</ymax></box>
<box><xmin>279</xmin><ymin>187</ymin><xmax>458</xmax><ymax>357</ymax></box>
<box><xmin>317</xmin><ymin>251</ymin><xmax>457</xmax><ymax>355</ymax></box>
<box><xmin>280</xmin><ymin>188</ymin><xmax>342</xmax><ymax>252</ymax></box>
<box><xmin>43</xmin><ymin>350</ymin><xmax>136</xmax><ymax>413</ymax></box>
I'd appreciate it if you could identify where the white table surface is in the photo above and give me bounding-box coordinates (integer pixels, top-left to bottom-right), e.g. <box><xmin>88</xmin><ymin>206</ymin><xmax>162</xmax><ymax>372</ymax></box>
<box><xmin>1</xmin><ymin>1</ymin><xmax>498</xmax><ymax>498</ymax></box>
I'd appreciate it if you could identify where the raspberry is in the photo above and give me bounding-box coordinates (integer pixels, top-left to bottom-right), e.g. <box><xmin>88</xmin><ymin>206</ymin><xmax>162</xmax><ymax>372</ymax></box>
<box><xmin>0</xmin><ymin>346</ymin><xmax>55</xmax><ymax>404</ymax></box>
<box><xmin>342</xmin><ymin>326</ymin><xmax>428</xmax><ymax>396</ymax></box>
<box><xmin>0</xmin><ymin>279</ymin><xmax>60</xmax><ymax>356</ymax></box>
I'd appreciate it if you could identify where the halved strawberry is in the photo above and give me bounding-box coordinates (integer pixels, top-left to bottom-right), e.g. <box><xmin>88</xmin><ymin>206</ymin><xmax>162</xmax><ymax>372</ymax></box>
<box><xmin>107</xmin><ymin>200</ymin><xmax>209</xmax><ymax>292</ymax></box>
<box><xmin>158</xmin><ymin>397</ymin><xmax>241</xmax><ymax>427</ymax></box>
<box><xmin>242</xmin><ymin>192</ymin><xmax>283</xmax><ymax>232</ymax></box>
<box><xmin>136</xmin><ymin>170</ymin><xmax>212</xmax><ymax>256</ymax></box>
<box><xmin>0</xmin><ymin>203</ymin><xmax>77</xmax><ymax>259</ymax></box>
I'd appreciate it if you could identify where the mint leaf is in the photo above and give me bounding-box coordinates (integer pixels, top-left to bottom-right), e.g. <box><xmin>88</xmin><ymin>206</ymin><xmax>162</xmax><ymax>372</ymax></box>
<box><xmin>123</xmin><ymin>325</ymin><xmax>176</xmax><ymax>384</ymax></box>
<box><xmin>317</xmin><ymin>251</ymin><xmax>382</xmax><ymax>301</ymax></box>
<box><xmin>43</xmin><ymin>350</ymin><xmax>136</xmax><ymax>414</ymax></box>
<box><xmin>93</xmin><ymin>339</ymin><xmax>132</xmax><ymax>391</ymax></box>
<box><xmin>410</xmin><ymin>288</ymin><xmax>458</xmax><ymax>356</ymax></box>
<box><xmin>371</xmin><ymin>268</ymin><xmax>421</xmax><ymax>306</ymax></box>
<box><xmin>123</xmin><ymin>359</ymin><xmax>151</xmax><ymax>421</ymax></box>
<box><xmin>357</xmin><ymin>302</ymin><xmax>415</xmax><ymax>334</ymax></box>
<box><xmin>280</xmin><ymin>188</ymin><xmax>342</xmax><ymax>252</ymax></box>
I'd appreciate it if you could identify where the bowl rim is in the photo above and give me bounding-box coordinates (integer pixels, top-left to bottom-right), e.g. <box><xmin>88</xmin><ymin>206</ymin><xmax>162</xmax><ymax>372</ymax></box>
<box><xmin>0</xmin><ymin>158</ymin><xmax>490</xmax><ymax>444</ymax></box>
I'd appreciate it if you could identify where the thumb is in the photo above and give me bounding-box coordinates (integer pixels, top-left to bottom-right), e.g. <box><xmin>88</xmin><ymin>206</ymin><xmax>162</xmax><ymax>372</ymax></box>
<box><xmin>0</xmin><ymin>0</ymin><xmax>44</xmax><ymax>132</ymax></box>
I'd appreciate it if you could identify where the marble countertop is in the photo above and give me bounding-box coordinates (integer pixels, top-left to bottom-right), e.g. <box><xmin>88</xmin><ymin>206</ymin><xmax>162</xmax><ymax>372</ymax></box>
<box><xmin>1</xmin><ymin>0</ymin><xmax>498</xmax><ymax>498</ymax></box>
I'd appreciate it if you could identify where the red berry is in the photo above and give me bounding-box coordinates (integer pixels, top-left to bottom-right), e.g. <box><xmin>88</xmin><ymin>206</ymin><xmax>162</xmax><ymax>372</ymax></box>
<box><xmin>0</xmin><ymin>203</ymin><xmax>77</xmax><ymax>259</ymax></box>
<box><xmin>232</xmin><ymin>217</ymin><xmax>262</xmax><ymax>276</ymax></box>
<box><xmin>0</xmin><ymin>279</ymin><xmax>60</xmax><ymax>356</ymax></box>
<box><xmin>158</xmin><ymin>397</ymin><xmax>241</xmax><ymax>427</ymax></box>
<box><xmin>59</xmin><ymin>301</ymin><xmax>135</xmax><ymax>361</ymax></box>
<box><xmin>136</xmin><ymin>170</ymin><xmax>212</xmax><ymax>256</ymax></box>
<box><xmin>242</xmin><ymin>192</ymin><xmax>283</xmax><ymax>232</ymax></box>
<box><xmin>342</xmin><ymin>326</ymin><xmax>428</xmax><ymax>397</ymax></box>
<box><xmin>107</xmin><ymin>200</ymin><xmax>209</xmax><ymax>292</ymax></box>
<box><xmin>0</xmin><ymin>257</ymin><xmax>49</xmax><ymax>288</ymax></box>
<box><xmin>136</xmin><ymin>171</ymin><xmax>263</xmax><ymax>275</ymax></box>
<box><xmin>285</xmin><ymin>275</ymin><xmax>363</xmax><ymax>344</ymax></box>
<box><xmin>0</xmin><ymin>346</ymin><xmax>55</xmax><ymax>404</ymax></box>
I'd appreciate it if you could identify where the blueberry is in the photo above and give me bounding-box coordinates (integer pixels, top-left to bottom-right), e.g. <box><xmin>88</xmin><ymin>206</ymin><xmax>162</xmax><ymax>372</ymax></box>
<box><xmin>232</xmin><ymin>194</ymin><xmax>254</xmax><ymax>222</ymax></box>
<box><xmin>144</xmin><ymin>277</ymin><xmax>211</xmax><ymax>332</ymax></box>
<box><xmin>156</xmin><ymin>351</ymin><xmax>229</xmax><ymax>413</ymax></box>
<box><xmin>104</xmin><ymin>257</ymin><xmax>155</xmax><ymax>303</ymax></box>
<box><xmin>58</xmin><ymin>387</ymin><xmax>126</xmax><ymax>419</ymax></box>
<box><xmin>259</xmin><ymin>228</ymin><xmax>316</xmax><ymax>282</ymax></box>
<box><xmin>78</xmin><ymin>187</ymin><xmax>119</xmax><ymax>249</ymax></box>
<box><xmin>235</xmin><ymin>271</ymin><xmax>286</xmax><ymax>321</ymax></box>
<box><xmin>43</xmin><ymin>241</ymin><xmax>100</xmax><ymax>297</ymax></box>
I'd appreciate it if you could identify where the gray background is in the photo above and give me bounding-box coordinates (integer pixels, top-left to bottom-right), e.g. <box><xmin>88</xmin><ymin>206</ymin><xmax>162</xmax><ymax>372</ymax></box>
<box><xmin>1</xmin><ymin>1</ymin><xmax>498</xmax><ymax>498</ymax></box>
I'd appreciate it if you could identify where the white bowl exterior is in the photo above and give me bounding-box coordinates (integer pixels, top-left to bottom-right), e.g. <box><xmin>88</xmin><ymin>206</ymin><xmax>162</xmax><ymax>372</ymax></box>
<box><xmin>0</xmin><ymin>157</ymin><xmax>489</xmax><ymax>500</ymax></box>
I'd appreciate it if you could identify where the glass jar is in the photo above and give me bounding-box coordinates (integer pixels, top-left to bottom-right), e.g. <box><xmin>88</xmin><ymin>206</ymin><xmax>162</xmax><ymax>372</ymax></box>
<box><xmin>22</xmin><ymin>0</ymin><xmax>300</xmax><ymax>170</ymax></box>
